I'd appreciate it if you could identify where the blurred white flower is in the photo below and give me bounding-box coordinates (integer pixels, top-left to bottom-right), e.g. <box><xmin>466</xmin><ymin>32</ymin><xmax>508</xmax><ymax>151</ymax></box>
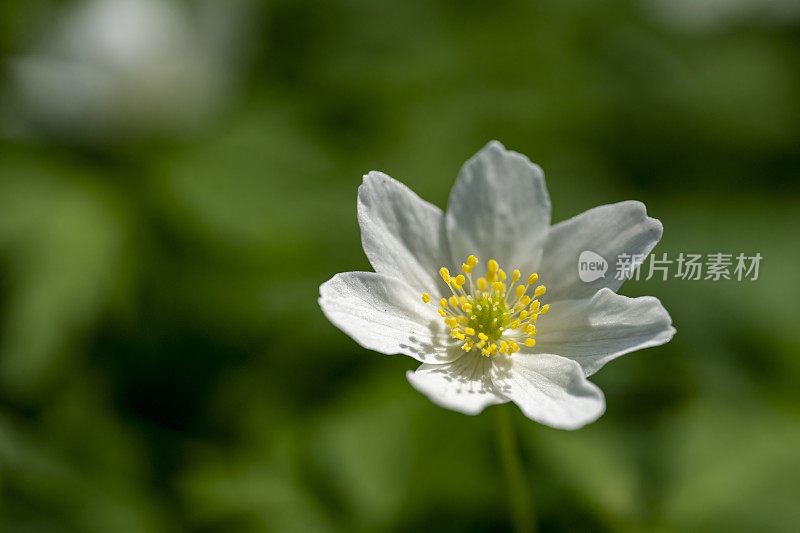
<box><xmin>319</xmin><ymin>141</ymin><xmax>675</xmax><ymax>429</ymax></box>
<box><xmin>5</xmin><ymin>0</ymin><xmax>253</xmax><ymax>143</ymax></box>
<box><xmin>643</xmin><ymin>0</ymin><xmax>800</xmax><ymax>32</ymax></box>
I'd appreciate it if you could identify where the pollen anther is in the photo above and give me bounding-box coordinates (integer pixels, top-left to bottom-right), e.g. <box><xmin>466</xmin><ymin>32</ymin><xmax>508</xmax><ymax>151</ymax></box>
<box><xmin>422</xmin><ymin>257</ymin><xmax>549</xmax><ymax>358</ymax></box>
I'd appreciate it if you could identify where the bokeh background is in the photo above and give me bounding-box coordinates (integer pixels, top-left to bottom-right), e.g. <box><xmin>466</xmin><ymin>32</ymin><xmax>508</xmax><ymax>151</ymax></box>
<box><xmin>1</xmin><ymin>0</ymin><xmax>799</xmax><ymax>531</ymax></box>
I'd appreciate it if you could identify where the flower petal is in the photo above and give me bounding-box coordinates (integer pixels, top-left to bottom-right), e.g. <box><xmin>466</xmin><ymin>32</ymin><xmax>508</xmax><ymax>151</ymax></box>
<box><xmin>445</xmin><ymin>141</ymin><xmax>550</xmax><ymax>272</ymax></box>
<box><xmin>358</xmin><ymin>171</ymin><xmax>449</xmax><ymax>294</ymax></box>
<box><xmin>538</xmin><ymin>201</ymin><xmax>663</xmax><ymax>301</ymax></box>
<box><xmin>319</xmin><ymin>272</ymin><xmax>459</xmax><ymax>364</ymax></box>
<box><xmin>406</xmin><ymin>352</ymin><xmax>506</xmax><ymax>415</ymax></box>
<box><xmin>532</xmin><ymin>288</ymin><xmax>676</xmax><ymax>376</ymax></box>
<box><xmin>491</xmin><ymin>353</ymin><xmax>606</xmax><ymax>430</ymax></box>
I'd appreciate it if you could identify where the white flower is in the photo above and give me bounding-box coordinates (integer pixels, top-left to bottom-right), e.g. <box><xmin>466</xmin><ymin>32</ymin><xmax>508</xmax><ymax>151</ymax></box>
<box><xmin>319</xmin><ymin>141</ymin><xmax>675</xmax><ymax>429</ymax></box>
<box><xmin>5</xmin><ymin>0</ymin><xmax>251</xmax><ymax>143</ymax></box>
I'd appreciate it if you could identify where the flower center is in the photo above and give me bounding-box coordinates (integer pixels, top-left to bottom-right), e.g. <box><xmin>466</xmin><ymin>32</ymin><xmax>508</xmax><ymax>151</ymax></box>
<box><xmin>422</xmin><ymin>255</ymin><xmax>550</xmax><ymax>357</ymax></box>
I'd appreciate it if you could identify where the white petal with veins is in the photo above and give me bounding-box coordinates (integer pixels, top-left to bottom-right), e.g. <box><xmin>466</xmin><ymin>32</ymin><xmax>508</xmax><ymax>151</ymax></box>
<box><xmin>491</xmin><ymin>352</ymin><xmax>606</xmax><ymax>430</ymax></box>
<box><xmin>358</xmin><ymin>171</ymin><xmax>450</xmax><ymax>294</ymax></box>
<box><xmin>319</xmin><ymin>272</ymin><xmax>459</xmax><ymax>364</ymax></box>
<box><xmin>533</xmin><ymin>288</ymin><xmax>676</xmax><ymax>376</ymax></box>
<box><xmin>537</xmin><ymin>201</ymin><xmax>662</xmax><ymax>302</ymax></box>
<box><xmin>446</xmin><ymin>141</ymin><xmax>550</xmax><ymax>275</ymax></box>
<box><xmin>407</xmin><ymin>352</ymin><xmax>506</xmax><ymax>415</ymax></box>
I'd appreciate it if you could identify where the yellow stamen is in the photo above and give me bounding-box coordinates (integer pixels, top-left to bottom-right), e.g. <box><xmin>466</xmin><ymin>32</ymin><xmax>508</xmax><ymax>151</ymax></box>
<box><xmin>423</xmin><ymin>257</ymin><xmax>549</xmax><ymax>358</ymax></box>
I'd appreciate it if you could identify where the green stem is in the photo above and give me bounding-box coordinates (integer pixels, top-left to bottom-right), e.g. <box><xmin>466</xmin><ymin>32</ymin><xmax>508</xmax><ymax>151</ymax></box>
<box><xmin>495</xmin><ymin>405</ymin><xmax>535</xmax><ymax>533</ymax></box>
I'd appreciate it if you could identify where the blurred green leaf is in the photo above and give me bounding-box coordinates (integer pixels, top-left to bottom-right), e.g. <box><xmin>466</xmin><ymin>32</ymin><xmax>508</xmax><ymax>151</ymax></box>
<box><xmin>0</xmin><ymin>153</ymin><xmax>129</xmax><ymax>399</ymax></box>
<box><xmin>658</xmin><ymin>400</ymin><xmax>800</xmax><ymax>532</ymax></box>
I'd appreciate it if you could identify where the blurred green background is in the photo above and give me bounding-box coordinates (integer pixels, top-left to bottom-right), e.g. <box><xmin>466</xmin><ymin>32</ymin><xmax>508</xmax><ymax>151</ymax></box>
<box><xmin>1</xmin><ymin>0</ymin><xmax>799</xmax><ymax>531</ymax></box>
